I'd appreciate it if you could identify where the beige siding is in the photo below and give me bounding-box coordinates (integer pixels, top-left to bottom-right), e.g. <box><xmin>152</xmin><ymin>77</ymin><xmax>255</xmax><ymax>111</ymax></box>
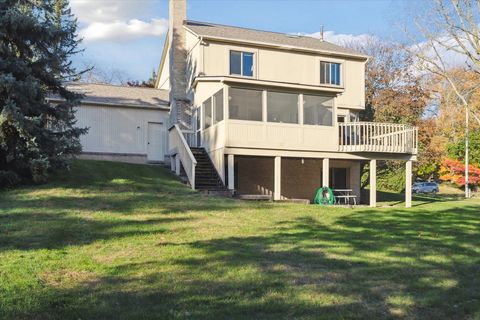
<box><xmin>206</xmin><ymin>147</ymin><xmax>226</xmax><ymax>182</ymax></box>
<box><xmin>198</xmin><ymin>40</ymin><xmax>366</xmax><ymax>110</ymax></box>
<box><xmin>193</xmin><ymin>82</ymin><xmax>224</xmax><ymax>107</ymax></box>
<box><xmin>158</xmin><ymin>47</ymin><xmax>170</xmax><ymax>90</ymax></box>
<box><xmin>226</xmin><ymin>120</ymin><xmax>338</xmax><ymax>152</ymax></box>
<box><xmin>336</xmin><ymin>59</ymin><xmax>365</xmax><ymax>109</ymax></box>
<box><xmin>186</xmin><ymin>30</ymin><xmax>202</xmax><ymax>95</ymax></box>
<box><xmin>258</xmin><ymin>48</ymin><xmax>317</xmax><ymax>84</ymax></box>
<box><xmin>75</xmin><ymin>105</ymin><xmax>169</xmax><ymax>157</ymax></box>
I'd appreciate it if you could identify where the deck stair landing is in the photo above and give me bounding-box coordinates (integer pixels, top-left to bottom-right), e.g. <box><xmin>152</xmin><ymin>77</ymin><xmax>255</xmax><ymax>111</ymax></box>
<box><xmin>190</xmin><ymin>147</ymin><xmax>226</xmax><ymax>192</ymax></box>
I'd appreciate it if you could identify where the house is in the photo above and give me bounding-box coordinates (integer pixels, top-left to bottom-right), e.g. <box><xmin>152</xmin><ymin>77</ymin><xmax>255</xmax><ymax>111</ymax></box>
<box><xmin>157</xmin><ymin>0</ymin><xmax>417</xmax><ymax>207</ymax></box>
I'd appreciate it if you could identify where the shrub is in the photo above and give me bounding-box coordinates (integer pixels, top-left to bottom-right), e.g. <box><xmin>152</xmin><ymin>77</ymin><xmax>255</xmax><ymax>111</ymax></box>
<box><xmin>0</xmin><ymin>170</ymin><xmax>21</xmax><ymax>189</ymax></box>
<box><xmin>30</xmin><ymin>158</ymin><xmax>50</xmax><ymax>184</ymax></box>
<box><xmin>377</xmin><ymin>168</ymin><xmax>406</xmax><ymax>193</ymax></box>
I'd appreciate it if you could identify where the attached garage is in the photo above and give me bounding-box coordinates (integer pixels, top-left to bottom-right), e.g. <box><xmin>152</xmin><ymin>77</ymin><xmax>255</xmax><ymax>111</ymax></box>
<box><xmin>50</xmin><ymin>83</ymin><xmax>170</xmax><ymax>163</ymax></box>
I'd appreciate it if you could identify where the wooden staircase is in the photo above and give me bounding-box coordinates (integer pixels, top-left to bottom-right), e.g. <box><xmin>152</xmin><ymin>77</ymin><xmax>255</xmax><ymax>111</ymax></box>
<box><xmin>190</xmin><ymin>147</ymin><xmax>226</xmax><ymax>192</ymax></box>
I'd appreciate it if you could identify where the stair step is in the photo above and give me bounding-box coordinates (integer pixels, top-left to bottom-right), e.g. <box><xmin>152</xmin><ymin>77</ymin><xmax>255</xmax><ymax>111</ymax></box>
<box><xmin>189</xmin><ymin>147</ymin><xmax>226</xmax><ymax>193</ymax></box>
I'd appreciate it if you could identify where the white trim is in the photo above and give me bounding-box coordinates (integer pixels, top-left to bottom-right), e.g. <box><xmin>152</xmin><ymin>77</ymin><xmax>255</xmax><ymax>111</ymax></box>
<box><xmin>319</xmin><ymin>57</ymin><xmax>345</xmax><ymax>88</ymax></box>
<box><xmin>274</xmin><ymin>156</ymin><xmax>281</xmax><ymax>200</ymax></box>
<box><xmin>193</xmin><ymin>76</ymin><xmax>345</xmax><ymax>93</ymax></box>
<box><xmin>48</xmin><ymin>98</ymin><xmax>170</xmax><ymax>111</ymax></box>
<box><xmin>224</xmin><ymin>147</ymin><xmax>418</xmax><ymax>161</ymax></box>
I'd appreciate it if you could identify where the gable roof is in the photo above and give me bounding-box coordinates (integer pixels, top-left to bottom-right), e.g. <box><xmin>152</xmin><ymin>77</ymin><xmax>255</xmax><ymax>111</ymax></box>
<box><xmin>50</xmin><ymin>83</ymin><xmax>170</xmax><ymax>109</ymax></box>
<box><xmin>185</xmin><ymin>20</ymin><xmax>368</xmax><ymax>59</ymax></box>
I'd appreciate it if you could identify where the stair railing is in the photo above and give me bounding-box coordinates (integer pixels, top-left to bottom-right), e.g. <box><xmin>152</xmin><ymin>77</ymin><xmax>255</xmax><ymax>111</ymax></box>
<box><xmin>169</xmin><ymin>124</ymin><xmax>197</xmax><ymax>189</ymax></box>
<box><xmin>181</xmin><ymin>130</ymin><xmax>197</xmax><ymax>148</ymax></box>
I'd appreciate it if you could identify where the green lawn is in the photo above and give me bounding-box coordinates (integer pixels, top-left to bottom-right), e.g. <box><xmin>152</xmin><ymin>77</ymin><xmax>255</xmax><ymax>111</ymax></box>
<box><xmin>0</xmin><ymin>160</ymin><xmax>479</xmax><ymax>319</ymax></box>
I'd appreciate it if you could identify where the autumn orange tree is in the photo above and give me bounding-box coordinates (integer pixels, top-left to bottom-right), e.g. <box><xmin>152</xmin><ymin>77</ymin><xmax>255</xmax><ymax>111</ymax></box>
<box><xmin>439</xmin><ymin>158</ymin><xmax>480</xmax><ymax>189</ymax></box>
<box><xmin>348</xmin><ymin>38</ymin><xmax>431</xmax><ymax>188</ymax></box>
<box><xmin>417</xmin><ymin>68</ymin><xmax>480</xmax><ymax>181</ymax></box>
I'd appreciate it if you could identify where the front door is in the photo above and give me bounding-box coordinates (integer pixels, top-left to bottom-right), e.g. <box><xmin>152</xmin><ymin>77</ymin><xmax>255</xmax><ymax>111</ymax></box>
<box><xmin>147</xmin><ymin>122</ymin><xmax>164</xmax><ymax>162</ymax></box>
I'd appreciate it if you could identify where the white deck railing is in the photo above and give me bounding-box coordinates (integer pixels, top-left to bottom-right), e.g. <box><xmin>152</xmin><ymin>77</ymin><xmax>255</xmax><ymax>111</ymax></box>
<box><xmin>169</xmin><ymin>125</ymin><xmax>197</xmax><ymax>189</ymax></box>
<box><xmin>338</xmin><ymin>122</ymin><xmax>418</xmax><ymax>154</ymax></box>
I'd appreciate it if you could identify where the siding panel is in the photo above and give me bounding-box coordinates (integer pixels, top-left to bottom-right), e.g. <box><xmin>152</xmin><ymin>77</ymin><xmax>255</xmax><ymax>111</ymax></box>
<box><xmin>75</xmin><ymin>105</ymin><xmax>168</xmax><ymax>156</ymax></box>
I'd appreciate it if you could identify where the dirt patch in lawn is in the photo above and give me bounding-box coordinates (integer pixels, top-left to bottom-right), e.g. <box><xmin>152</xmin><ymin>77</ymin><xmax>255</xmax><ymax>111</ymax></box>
<box><xmin>39</xmin><ymin>269</ymin><xmax>99</xmax><ymax>288</ymax></box>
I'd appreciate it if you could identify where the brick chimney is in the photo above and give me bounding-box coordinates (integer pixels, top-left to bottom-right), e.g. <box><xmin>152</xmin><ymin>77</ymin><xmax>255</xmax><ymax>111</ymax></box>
<box><xmin>169</xmin><ymin>0</ymin><xmax>191</xmax><ymax>129</ymax></box>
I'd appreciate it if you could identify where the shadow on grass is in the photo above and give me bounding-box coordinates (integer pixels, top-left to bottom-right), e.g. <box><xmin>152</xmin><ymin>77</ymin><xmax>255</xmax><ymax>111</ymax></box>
<box><xmin>0</xmin><ymin>160</ymin><xmax>273</xmax><ymax>251</ymax></box>
<box><xmin>2</xmin><ymin>160</ymin><xmax>479</xmax><ymax>319</ymax></box>
<box><xmin>5</xmin><ymin>203</ymin><xmax>479</xmax><ymax>319</ymax></box>
<box><xmin>375</xmin><ymin>190</ymin><xmax>467</xmax><ymax>207</ymax></box>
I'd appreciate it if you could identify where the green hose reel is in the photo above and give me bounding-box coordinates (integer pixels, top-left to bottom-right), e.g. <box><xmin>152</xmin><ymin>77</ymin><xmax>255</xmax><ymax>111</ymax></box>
<box><xmin>314</xmin><ymin>186</ymin><xmax>335</xmax><ymax>205</ymax></box>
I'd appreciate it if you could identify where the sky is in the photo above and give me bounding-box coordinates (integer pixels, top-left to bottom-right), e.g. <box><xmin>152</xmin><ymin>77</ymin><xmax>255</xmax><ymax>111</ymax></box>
<box><xmin>70</xmin><ymin>0</ymin><xmax>418</xmax><ymax>82</ymax></box>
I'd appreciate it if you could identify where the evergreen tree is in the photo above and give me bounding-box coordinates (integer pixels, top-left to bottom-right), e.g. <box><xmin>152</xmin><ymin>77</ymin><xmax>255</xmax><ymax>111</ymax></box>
<box><xmin>127</xmin><ymin>69</ymin><xmax>157</xmax><ymax>88</ymax></box>
<box><xmin>0</xmin><ymin>0</ymin><xmax>87</xmax><ymax>186</ymax></box>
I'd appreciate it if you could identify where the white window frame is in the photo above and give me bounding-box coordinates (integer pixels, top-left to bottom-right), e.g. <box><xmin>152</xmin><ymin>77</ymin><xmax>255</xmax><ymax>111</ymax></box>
<box><xmin>229</xmin><ymin>50</ymin><xmax>255</xmax><ymax>78</ymax></box>
<box><xmin>317</xmin><ymin>57</ymin><xmax>345</xmax><ymax>88</ymax></box>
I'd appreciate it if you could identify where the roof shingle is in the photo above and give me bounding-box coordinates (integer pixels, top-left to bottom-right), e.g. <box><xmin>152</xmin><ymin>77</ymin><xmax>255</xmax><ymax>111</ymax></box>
<box><xmin>185</xmin><ymin>21</ymin><xmax>367</xmax><ymax>59</ymax></box>
<box><xmin>52</xmin><ymin>83</ymin><xmax>170</xmax><ymax>108</ymax></box>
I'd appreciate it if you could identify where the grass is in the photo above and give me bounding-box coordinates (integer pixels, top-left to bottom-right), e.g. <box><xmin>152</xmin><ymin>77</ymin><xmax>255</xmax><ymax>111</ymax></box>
<box><xmin>0</xmin><ymin>160</ymin><xmax>479</xmax><ymax>319</ymax></box>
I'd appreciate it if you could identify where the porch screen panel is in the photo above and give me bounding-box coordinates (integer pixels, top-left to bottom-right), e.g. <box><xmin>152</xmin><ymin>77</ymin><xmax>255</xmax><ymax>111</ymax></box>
<box><xmin>204</xmin><ymin>98</ymin><xmax>212</xmax><ymax>129</ymax></box>
<box><xmin>214</xmin><ymin>89</ymin><xmax>224</xmax><ymax>124</ymax></box>
<box><xmin>267</xmin><ymin>92</ymin><xmax>298</xmax><ymax>124</ymax></box>
<box><xmin>228</xmin><ymin>88</ymin><xmax>262</xmax><ymax>121</ymax></box>
<box><xmin>303</xmin><ymin>94</ymin><xmax>333</xmax><ymax>126</ymax></box>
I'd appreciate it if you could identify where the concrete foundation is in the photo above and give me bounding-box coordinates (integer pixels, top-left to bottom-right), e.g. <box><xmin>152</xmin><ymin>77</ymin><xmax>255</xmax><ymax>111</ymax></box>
<box><xmin>77</xmin><ymin>152</ymin><xmax>153</xmax><ymax>164</ymax></box>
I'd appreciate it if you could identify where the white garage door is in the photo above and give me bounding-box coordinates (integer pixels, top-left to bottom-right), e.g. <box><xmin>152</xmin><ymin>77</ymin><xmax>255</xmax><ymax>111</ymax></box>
<box><xmin>147</xmin><ymin>122</ymin><xmax>165</xmax><ymax>162</ymax></box>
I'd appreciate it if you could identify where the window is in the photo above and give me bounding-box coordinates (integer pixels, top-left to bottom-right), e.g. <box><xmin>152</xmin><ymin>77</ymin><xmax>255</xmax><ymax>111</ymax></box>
<box><xmin>230</xmin><ymin>51</ymin><xmax>254</xmax><ymax>77</ymax></box>
<box><xmin>229</xmin><ymin>87</ymin><xmax>262</xmax><ymax>121</ymax></box>
<box><xmin>320</xmin><ymin>61</ymin><xmax>341</xmax><ymax>86</ymax></box>
<box><xmin>267</xmin><ymin>92</ymin><xmax>298</xmax><ymax>124</ymax></box>
<box><xmin>214</xmin><ymin>89</ymin><xmax>224</xmax><ymax>124</ymax></box>
<box><xmin>303</xmin><ymin>94</ymin><xmax>333</xmax><ymax>126</ymax></box>
<box><xmin>196</xmin><ymin>106</ymin><xmax>201</xmax><ymax>131</ymax></box>
<box><xmin>349</xmin><ymin>112</ymin><xmax>359</xmax><ymax>122</ymax></box>
<box><xmin>203</xmin><ymin>98</ymin><xmax>212</xmax><ymax>129</ymax></box>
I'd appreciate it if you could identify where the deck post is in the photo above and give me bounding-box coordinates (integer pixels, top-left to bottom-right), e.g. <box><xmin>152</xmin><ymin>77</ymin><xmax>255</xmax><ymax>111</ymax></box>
<box><xmin>274</xmin><ymin>156</ymin><xmax>281</xmax><ymax>200</ymax></box>
<box><xmin>175</xmin><ymin>155</ymin><xmax>181</xmax><ymax>176</ymax></box>
<box><xmin>369</xmin><ymin>159</ymin><xmax>377</xmax><ymax>207</ymax></box>
<box><xmin>322</xmin><ymin>158</ymin><xmax>330</xmax><ymax>187</ymax></box>
<box><xmin>406</xmin><ymin>160</ymin><xmax>412</xmax><ymax>208</ymax></box>
<box><xmin>227</xmin><ymin>154</ymin><xmax>235</xmax><ymax>190</ymax></box>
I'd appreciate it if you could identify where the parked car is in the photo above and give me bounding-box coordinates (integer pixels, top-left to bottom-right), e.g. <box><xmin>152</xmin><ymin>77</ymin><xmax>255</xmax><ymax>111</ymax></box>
<box><xmin>412</xmin><ymin>182</ymin><xmax>439</xmax><ymax>194</ymax></box>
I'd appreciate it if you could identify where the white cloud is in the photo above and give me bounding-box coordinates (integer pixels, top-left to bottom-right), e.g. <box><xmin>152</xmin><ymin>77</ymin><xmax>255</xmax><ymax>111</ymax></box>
<box><xmin>71</xmin><ymin>0</ymin><xmax>168</xmax><ymax>41</ymax></box>
<box><xmin>79</xmin><ymin>18</ymin><xmax>168</xmax><ymax>42</ymax></box>
<box><xmin>305</xmin><ymin>31</ymin><xmax>374</xmax><ymax>46</ymax></box>
<box><xmin>411</xmin><ymin>35</ymin><xmax>470</xmax><ymax>70</ymax></box>
<box><xmin>70</xmin><ymin>0</ymin><xmax>157</xmax><ymax>23</ymax></box>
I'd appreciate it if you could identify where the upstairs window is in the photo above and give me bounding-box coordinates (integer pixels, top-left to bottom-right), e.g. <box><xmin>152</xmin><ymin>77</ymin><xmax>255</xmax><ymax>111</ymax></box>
<box><xmin>230</xmin><ymin>51</ymin><xmax>254</xmax><ymax>77</ymax></box>
<box><xmin>320</xmin><ymin>61</ymin><xmax>341</xmax><ymax>86</ymax></box>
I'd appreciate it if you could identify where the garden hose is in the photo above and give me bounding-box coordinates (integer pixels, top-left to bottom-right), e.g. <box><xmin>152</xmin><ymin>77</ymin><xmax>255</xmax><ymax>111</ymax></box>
<box><xmin>313</xmin><ymin>186</ymin><xmax>335</xmax><ymax>205</ymax></box>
